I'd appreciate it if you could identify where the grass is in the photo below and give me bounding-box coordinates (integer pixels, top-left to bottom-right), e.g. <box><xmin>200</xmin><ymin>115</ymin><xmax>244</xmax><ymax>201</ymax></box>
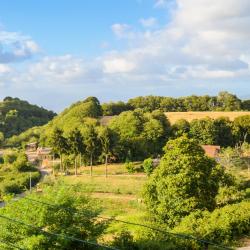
<box><xmin>77</xmin><ymin>162</ymin><xmax>144</xmax><ymax>175</ymax></box>
<box><xmin>64</xmin><ymin>174</ymin><xmax>146</xmax><ymax>196</ymax></box>
<box><xmin>165</xmin><ymin>111</ymin><xmax>250</xmax><ymax>124</ymax></box>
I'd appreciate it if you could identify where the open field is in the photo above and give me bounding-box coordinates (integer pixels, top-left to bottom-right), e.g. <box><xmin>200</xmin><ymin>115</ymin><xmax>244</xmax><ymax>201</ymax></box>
<box><xmin>62</xmin><ymin>173</ymin><xmax>147</xmax><ymax>239</ymax></box>
<box><xmin>165</xmin><ymin>111</ymin><xmax>250</xmax><ymax>124</ymax></box>
<box><xmin>77</xmin><ymin>162</ymin><xmax>144</xmax><ymax>175</ymax></box>
<box><xmin>101</xmin><ymin>111</ymin><xmax>250</xmax><ymax>126</ymax></box>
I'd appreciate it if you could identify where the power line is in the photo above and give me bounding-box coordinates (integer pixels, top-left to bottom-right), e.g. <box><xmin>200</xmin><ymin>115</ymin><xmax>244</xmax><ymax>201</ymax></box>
<box><xmin>0</xmin><ymin>214</ymin><xmax>118</xmax><ymax>250</ymax></box>
<box><xmin>22</xmin><ymin>197</ymin><xmax>232</xmax><ymax>250</ymax></box>
<box><xmin>0</xmin><ymin>239</ymin><xmax>25</xmax><ymax>250</ymax></box>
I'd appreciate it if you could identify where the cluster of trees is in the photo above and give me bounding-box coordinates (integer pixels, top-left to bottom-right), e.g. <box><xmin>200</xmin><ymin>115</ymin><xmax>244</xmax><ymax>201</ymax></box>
<box><xmin>47</xmin><ymin>107</ymin><xmax>171</xmax><ymax>176</ymax></box>
<box><xmin>0</xmin><ymin>151</ymin><xmax>40</xmax><ymax>201</ymax></box>
<box><xmin>0</xmin><ymin>183</ymin><xmax>108</xmax><ymax>249</ymax></box>
<box><xmin>171</xmin><ymin>115</ymin><xmax>250</xmax><ymax>146</ymax></box>
<box><xmin>5</xmin><ymin>96</ymin><xmax>250</xmax><ymax>167</ymax></box>
<box><xmin>102</xmin><ymin>91</ymin><xmax>250</xmax><ymax>115</ymax></box>
<box><xmin>0</xmin><ymin>97</ymin><xmax>56</xmax><ymax>139</ymax></box>
<box><xmin>143</xmin><ymin>136</ymin><xmax>250</xmax><ymax>247</ymax></box>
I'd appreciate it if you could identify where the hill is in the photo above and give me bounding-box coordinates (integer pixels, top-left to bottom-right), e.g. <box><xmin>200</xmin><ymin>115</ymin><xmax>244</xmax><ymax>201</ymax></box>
<box><xmin>0</xmin><ymin>97</ymin><xmax>56</xmax><ymax>138</ymax></box>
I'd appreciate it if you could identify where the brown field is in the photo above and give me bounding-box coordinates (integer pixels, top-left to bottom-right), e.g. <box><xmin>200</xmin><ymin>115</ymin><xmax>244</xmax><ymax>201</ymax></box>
<box><xmin>100</xmin><ymin>112</ymin><xmax>250</xmax><ymax>125</ymax></box>
<box><xmin>165</xmin><ymin>111</ymin><xmax>250</xmax><ymax>124</ymax></box>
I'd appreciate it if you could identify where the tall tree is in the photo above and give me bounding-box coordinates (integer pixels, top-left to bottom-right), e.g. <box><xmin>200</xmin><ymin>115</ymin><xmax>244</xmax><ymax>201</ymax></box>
<box><xmin>68</xmin><ymin>128</ymin><xmax>85</xmax><ymax>176</ymax></box>
<box><xmin>50</xmin><ymin>128</ymin><xmax>68</xmax><ymax>172</ymax></box>
<box><xmin>143</xmin><ymin>136</ymin><xmax>224</xmax><ymax>227</ymax></box>
<box><xmin>84</xmin><ymin>125</ymin><xmax>99</xmax><ymax>176</ymax></box>
<box><xmin>98</xmin><ymin>126</ymin><xmax>114</xmax><ymax>177</ymax></box>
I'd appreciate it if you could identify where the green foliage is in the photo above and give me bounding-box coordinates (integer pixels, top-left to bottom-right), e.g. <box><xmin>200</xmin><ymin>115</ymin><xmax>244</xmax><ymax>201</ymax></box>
<box><xmin>189</xmin><ymin>118</ymin><xmax>217</xmax><ymax>144</ymax></box>
<box><xmin>143</xmin><ymin>158</ymin><xmax>154</xmax><ymax>176</ymax></box>
<box><xmin>173</xmin><ymin>200</ymin><xmax>250</xmax><ymax>246</ymax></box>
<box><xmin>109</xmin><ymin>110</ymin><xmax>170</xmax><ymax>161</ymax></box>
<box><xmin>171</xmin><ymin>119</ymin><xmax>190</xmax><ymax>138</ymax></box>
<box><xmin>5</xmin><ymin>126</ymin><xmax>44</xmax><ymax>148</ymax></box>
<box><xmin>111</xmin><ymin>230</ymin><xmax>138</xmax><ymax>250</ymax></box>
<box><xmin>102</xmin><ymin>101</ymin><xmax>131</xmax><ymax>115</ymax></box>
<box><xmin>13</xmin><ymin>152</ymin><xmax>33</xmax><ymax>172</ymax></box>
<box><xmin>143</xmin><ymin>136</ymin><xmax>223</xmax><ymax>227</ymax></box>
<box><xmin>233</xmin><ymin>115</ymin><xmax>250</xmax><ymax>143</ymax></box>
<box><xmin>0</xmin><ymin>182</ymin><xmax>108</xmax><ymax>249</ymax></box>
<box><xmin>3</xmin><ymin>151</ymin><xmax>18</xmax><ymax>164</ymax></box>
<box><xmin>0</xmin><ymin>97</ymin><xmax>55</xmax><ymax>138</ymax></box>
<box><xmin>125</xmin><ymin>162</ymin><xmax>136</xmax><ymax>174</ymax></box>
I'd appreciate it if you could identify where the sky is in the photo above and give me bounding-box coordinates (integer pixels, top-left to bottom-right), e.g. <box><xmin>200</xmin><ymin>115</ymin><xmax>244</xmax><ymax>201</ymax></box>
<box><xmin>0</xmin><ymin>0</ymin><xmax>250</xmax><ymax>112</ymax></box>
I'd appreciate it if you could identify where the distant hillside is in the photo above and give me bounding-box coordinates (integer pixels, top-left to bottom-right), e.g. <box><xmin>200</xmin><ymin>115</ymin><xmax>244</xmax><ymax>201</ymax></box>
<box><xmin>0</xmin><ymin>97</ymin><xmax>56</xmax><ymax>138</ymax></box>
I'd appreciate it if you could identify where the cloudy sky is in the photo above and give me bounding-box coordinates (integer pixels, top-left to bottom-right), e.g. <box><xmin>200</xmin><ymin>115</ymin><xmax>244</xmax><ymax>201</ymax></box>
<box><xmin>0</xmin><ymin>0</ymin><xmax>250</xmax><ymax>111</ymax></box>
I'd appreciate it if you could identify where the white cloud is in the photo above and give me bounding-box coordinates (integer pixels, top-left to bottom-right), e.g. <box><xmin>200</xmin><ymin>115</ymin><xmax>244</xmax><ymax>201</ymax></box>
<box><xmin>1</xmin><ymin>0</ymin><xmax>250</xmax><ymax>111</ymax></box>
<box><xmin>103</xmin><ymin>57</ymin><xmax>136</xmax><ymax>74</ymax></box>
<box><xmin>0</xmin><ymin>64</ymin><xmax>11</xmax><ymax>74</ymax></box>
<box><xmin>111</xmin><ymin>23</ymin><xmax>132</xmax><ymax>39</ymax></box>
<box><xmin>139</xmin><ymin>17</ymin><xmax>157</xmax><ymax>28</ymax></box>
<box><xmin>0</xmin><ymin>29</ymin><xmax>39</xmax><ymax>63</ymax></box>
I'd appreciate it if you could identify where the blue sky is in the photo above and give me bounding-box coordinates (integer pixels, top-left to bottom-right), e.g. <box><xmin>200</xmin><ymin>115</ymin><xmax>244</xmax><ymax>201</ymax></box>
<box><xmin>0</xmin><ymin>0</ymin><xmax>250</xmax><ymax>111</ymax></box>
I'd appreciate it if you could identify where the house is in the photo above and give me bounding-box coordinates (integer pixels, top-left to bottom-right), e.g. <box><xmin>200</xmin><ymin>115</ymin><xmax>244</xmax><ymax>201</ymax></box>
<box><xmin>201</xmin><ymin>145</ymin><xmax>221</xmax><ymax>158</ymax></box>
<box><xmin>25</xmin><ymin>142</ymin><xmax>38</xmax><ymax>152</ymax></box>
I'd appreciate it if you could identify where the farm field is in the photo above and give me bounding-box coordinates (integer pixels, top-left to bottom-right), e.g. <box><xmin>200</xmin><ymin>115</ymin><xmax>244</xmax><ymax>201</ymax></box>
<box><xmin>165</xmin><ymin>111</ymin><xmax>250</xmax><ymax>124</ymax></box>
<box><xmin>101</xmin><ymin>111</ymin><xmax>250</xmax><ymax>126</ymax></box>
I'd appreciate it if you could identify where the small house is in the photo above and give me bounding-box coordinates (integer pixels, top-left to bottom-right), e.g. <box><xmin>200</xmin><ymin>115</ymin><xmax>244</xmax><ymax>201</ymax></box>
<box><xmin>201</xmin><ymin>145</ymin><xmax>221</xmax><ymax>158</ymax></box>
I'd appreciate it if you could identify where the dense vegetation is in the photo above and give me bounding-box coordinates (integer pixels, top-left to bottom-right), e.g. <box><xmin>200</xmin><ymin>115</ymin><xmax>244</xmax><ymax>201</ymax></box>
<box><xmin>142</xmin><ymin>136</ymin><xmax>250</xmax><ymax>248</ymax></box>
<box><xmin>102</xmin><ymin>91</ymin><xmax>250</xmax><ymax>115</ymax></box>
<box><xmin>0</xmin><ymin>151</ymin><xmax>40</xmax><ymax>201</ymax></box>
<box><xmin>0</xmin><ymin>97</ymin><xmax>55</xmax><ymax>139</ymax></box>
<box><xmin>0</xmin><ymin>183</ymin><xmax>108</xmax><ymax>249</ymax></box>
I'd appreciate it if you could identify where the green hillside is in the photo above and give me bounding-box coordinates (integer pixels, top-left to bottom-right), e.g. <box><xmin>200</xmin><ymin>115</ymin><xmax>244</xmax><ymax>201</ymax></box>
<box><xmin>0</xmin><ymin>97</ymin><xmax>56</xmax><ymax>139</ymax></box>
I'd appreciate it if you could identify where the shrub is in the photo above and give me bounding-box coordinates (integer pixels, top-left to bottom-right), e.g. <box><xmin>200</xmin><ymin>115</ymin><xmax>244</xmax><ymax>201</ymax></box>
<box><xmin>173</xmin><ymin>200</ymin><xmax>250</xmax><ymax>246</ymax></box>
<box><xmin>143</xmin><ymin>158</ymin><xmax>154</xmax><ymax>176</ymax></box>
<box><xmin>111</xmin><ymin>230</ymin><xmax>138</xmax><ymax>250</ymax></box>
<box><xmin>3</xmin><ymin>152</ymin><xmax>17</xmax><ymax>164</ymax></box>
<box><xmin>125</xmin><ymin>162</ymin><xmax>136</xmax><ymax>174</ymax></box>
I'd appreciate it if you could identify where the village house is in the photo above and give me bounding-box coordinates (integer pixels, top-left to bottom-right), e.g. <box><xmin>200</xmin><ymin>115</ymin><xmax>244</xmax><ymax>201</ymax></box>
<box><xmin>201</xmin><ymin>145</ymin><xmax>221</xmax><ymax>159</ymax></box>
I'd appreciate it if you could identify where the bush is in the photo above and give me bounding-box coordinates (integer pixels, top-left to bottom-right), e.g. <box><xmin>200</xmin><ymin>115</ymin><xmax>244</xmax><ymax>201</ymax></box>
<box><xmin>173</xmin><ymin>200</ymin><xmax>250</xmax><ymax>246</ymax></box>
<box><xmin>0</xmin><ymin>182</ymin><xmax>108</xmax><ymax>249</ymax></box>
<box><xmin>125</xmin><ymin>162</ymin><xmax>136</xmax><ymax>174</ymax></box>
<box><xmin>111</xmin><ymin>230</ymin><xmax>138</xmax><ymax>250</ymax></box>
<box><xmin>143</xmin><ymin>158</ymin><xmax>154</xmax><ymax>176</ymax></box>
<box><xmin>3</xmin><ymin>152</ymin><xmax>17</xmax><ymax>164</ymax></box>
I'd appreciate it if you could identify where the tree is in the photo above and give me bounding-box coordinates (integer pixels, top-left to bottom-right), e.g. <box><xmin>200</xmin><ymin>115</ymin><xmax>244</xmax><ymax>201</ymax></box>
<box><xmin>68</xmin><ymin>128</ymin><xmax>85</xmax><ymax>176</ymax></box>
<box><xmin>84</xmin><ymin>125</ymin><xmax>99</xmax><ymax>176</ymax></box>
<box><xmin>0</xmin><ymin>183</ymin><xmax>107</xmax><ymax>249</ymax></box>
<box><xmin>233</xmin><ymin>115</ymin><xmax>250</xmax><ymax>143</ymax></box>
<box><xmin>50</xmin><ymin>128</ymin><xmax>68</xmax><ymax>172</ymax></box>
<box><xmin>0</xmin><ymin>132</ymin><xmax>4</xmax><ymax>147</ymax></box>
<box><xmin>214</xmin><ymin>117</ymin><xmax>234</xmax><ymax>147</ymax></box>
<box><xmin>143</xmin><ymin>158</ymin><xmax>154</xmax><ymax>176</ymax></box>
<box><xmin>143</xmin><ymin>136</ymin><xmax>222</xmax><ymax>227</ymax></box>
<box><xmin>98</xmin><ymin>126</ymin><xmax>114</xmax><ymax>177</ymax></box>
<box><xmin>216</xmin><ymin>91</ymin><xmax>241</xmax><ymax>111</ymax></box>
<box><xmin>189</xmin><ymin>118</ymin><xmax>217</xmax><ymax>144</ymax></box>
<box><xmin>171</xmin><ymin>119</ymin><xmax>190</xmax><ymax>138</ymax></box>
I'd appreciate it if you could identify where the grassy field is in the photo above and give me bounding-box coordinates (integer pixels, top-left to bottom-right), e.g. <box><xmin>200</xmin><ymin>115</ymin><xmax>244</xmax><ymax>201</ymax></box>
<box><xmin>165</xmin><ymin>111</ymin><xmax>250</xmax><ymax>124</ymax></box>
<box><xmin>61</xmin><ymin>165</ymin><xmax>148</xmax><ymax>240</ymax></box>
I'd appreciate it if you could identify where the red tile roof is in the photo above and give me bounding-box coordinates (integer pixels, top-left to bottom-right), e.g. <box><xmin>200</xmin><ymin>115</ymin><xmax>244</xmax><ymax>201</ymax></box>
<box><xmin>201</xmin><ymin>145</ymin><xmax>221</xmax><ymax>158</ymax></box>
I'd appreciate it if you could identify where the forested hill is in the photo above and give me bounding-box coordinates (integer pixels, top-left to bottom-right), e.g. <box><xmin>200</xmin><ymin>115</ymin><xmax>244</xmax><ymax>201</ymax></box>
<box><xmin>102</xmin><ymin>91</ymin><xmax>250</xmax><ymax>115</ymax></box>
<box><xmin>0</xmin><ymin>97</ymin><xmax>56</xmax><ymax>138</ymax></box>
